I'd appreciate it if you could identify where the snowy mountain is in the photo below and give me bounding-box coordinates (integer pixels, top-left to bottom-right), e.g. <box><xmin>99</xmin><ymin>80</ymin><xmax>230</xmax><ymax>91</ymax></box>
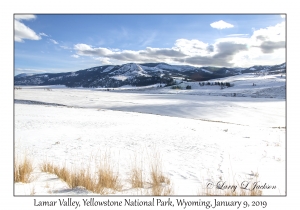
<box><xmin>14</xmin><ymin>73</ymin><xmax>35</xmax><ymax>78</ymax></box>
<box><xmin>14</xmin><ymin>62</ymin><xmax>286</xmax><ymax>88</ymax></box>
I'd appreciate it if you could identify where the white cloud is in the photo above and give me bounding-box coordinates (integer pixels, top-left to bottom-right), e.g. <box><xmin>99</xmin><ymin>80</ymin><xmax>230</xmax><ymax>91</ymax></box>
<box><xmin>74</xmin><ymin>43</ymin><xmax>93</xmax><ymax>51</ymax></box>
<box><xmin>15</xmin><ymin>15</ymin><xmax>36</xmax><ymax>20</ymax></box>
<box><xmin>220</xmin><ymin>22</ymin><xmax>285</xmax><ymax>66</ymax></box>
<box><xmin>74</xmin><ymin>44</ymin><xmax>112</xmax><ymax>56</ymax></box>
<box><xmin>280</xmin><ymin>14</ymin><xmax>286</xmax><ymax>18</ymax></box>
<box><xmin>14</xmin><ymin>20</ymin><xmax>41</xmax><ymax>42</ymax></box>
<box><xmin>250</xmin><ymin>22</ymin><xmax>285</xmax><ymax>44</ymax></box>
<box><xmin>39</xmin><ymin>32</ymin><xmax>48</xmax><ymax>37</ymax></box>
<box><xmin>108</xmin><ymin>48</ymin><xmax>120</xmax><ymax>52</ymax></box>
<box><xmin>174</xmin><ymin>39</ymin><xmax>210</xmax><ymax>56</ymax></box>
<box><xmin>60</xmin><ymin>45</ymin><xmax>71</xmax><ymax>49</ymax></box>
<box><xmin>15</xmin><ymin>67</ymin><xmax>73</xmax><ymax>75</ymax></box>
<box><xmin>14</xmin><ymin>15</ymin><xmax>41</xmax><ymax>42</ymax></box>
<box><xmin>15</xmin><ymin>67</ymin><xmax>47</xmax><ymax>74</ymax></box>
<box><xmin>50</xmin><ymin>39</ymin><xmax>58</xmax><ymax>44</ymax></box>
<box><xmin>94</xmin><ymin>57</ymin><xmax>111</xmax><ymax>65</ymax></box>
<box><xmin>227</xmin><ymin>34</ymin><xmax>249</xmax><ymax>37</ymax></box>
<box><xmin>71</xmin><ymin>54</ymin><xmax>79</xmax><ymax>58</ymax></box>
<box><xmin>248</xmin><ymin>22</ymin><xmax>285</xmax><ymax>56</ymax></box>
<box><xmin>72</xmin><ymin>22</ymin><xmax>285</xmax><ymax>67</ymax></box>
<box><xmin>215</xmin><ymin>37</ymin><xmax>249</xmax><ymax>45</ymax></box>
<box><xmin>210</xmin><ymin>20</ymin><xmax>234</xmax><ymax>29</ymax></box>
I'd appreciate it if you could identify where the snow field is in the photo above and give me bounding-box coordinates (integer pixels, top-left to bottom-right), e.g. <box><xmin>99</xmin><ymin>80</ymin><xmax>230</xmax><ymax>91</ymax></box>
<box><xmin>15</xmin><ymin>102</ymin><xmax>285</xmax><ymax>195</ymax></box>
<box><xmin>15</xmin><ymin>88</ymin><xmax>285</xmax><ymax>128</ymax></box>
<box><xmin>14</xmin><ymin>72</ymin><xmax>286</xmax><ymax>195</ymax></box>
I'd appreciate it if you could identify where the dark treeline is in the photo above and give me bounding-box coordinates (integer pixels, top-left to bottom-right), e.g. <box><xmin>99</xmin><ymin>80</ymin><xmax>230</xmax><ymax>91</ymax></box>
<box><xmin>199</xmin><ymin>81</ymin><xmax>233</xmax><ymax>87</ymax></box>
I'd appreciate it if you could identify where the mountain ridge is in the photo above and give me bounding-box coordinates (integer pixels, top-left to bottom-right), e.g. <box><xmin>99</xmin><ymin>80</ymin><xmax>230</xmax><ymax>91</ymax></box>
<box><xmin>14</xmin><ymin>62</ymin><xmax>286</xmax><ymax>88</ymax></box>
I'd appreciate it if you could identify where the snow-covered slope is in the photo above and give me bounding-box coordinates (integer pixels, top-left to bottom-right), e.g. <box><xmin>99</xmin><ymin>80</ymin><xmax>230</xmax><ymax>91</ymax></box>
<box><xmin>15</xmin><ymin>97</ymin><xmax>285</xmax><ymax>195</ymax></box>
<box><xmin>15</xmin><ymin>72</ymin><xmax>286</xmax><ymax>195</ymax></box>
<box><xmin>109</xmin><ymin>63</ymin><xmax>150</xmax><ymax>78</ymax></box>
<box><xmin>136</xmin><ymin>73</ymin><xmax>286</xmax><ymax>99</ymax></box>
<box><xmin>201</xmin><ymin>68</ymin><xmax>213</xmax><ymax>74</ymax></box>
<box><xmin>14</xmin><ymin>62</ymin><xmax>286</xmax><ymax>88</ymax></box>
<box><xmin>14</xmin><ymin>68</ymin><xmax>286</xmax><ymax>196</ymax></box>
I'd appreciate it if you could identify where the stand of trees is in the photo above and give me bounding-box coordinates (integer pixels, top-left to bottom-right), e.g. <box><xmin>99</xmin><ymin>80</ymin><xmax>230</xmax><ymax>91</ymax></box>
<box><xmin>171</xmin><ymin>85</ymin><xmax>192</xmax><ymax>90</ymax></box>
<box><xmin>199</xmin><ymin>81</ymin><xmax>233</xmax><ymax>88</ymax></box>
<box><xmin>171</xmin><ymin>85</ymin><xmax>182</xmax><ymax>89</ymax></box>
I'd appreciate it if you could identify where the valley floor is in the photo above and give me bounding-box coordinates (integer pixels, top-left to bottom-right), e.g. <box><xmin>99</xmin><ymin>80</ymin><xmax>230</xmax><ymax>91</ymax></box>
<box><xmin>14</xmin><ymin>75</ymin><xmax>286</xmax><ymax>196</ymax></box>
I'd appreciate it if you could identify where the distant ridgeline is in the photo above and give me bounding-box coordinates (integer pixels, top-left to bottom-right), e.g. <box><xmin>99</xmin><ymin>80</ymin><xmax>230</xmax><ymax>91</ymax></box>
<box><xmin>14</xmin><ymin>62</ymin><xmax>286</xmax><ymax>88</ymax></box>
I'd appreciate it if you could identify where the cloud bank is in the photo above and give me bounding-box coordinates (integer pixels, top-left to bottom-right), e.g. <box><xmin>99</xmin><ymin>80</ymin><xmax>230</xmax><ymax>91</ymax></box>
<box><xmin>14</xmin><ymin>15</ymin><xmax>41</xmax><ymax>42</ymax></box>
<box><xmin>72</xmin><ymin>22</ymin><xmax>285</xmax><ymax>67</ymax></box>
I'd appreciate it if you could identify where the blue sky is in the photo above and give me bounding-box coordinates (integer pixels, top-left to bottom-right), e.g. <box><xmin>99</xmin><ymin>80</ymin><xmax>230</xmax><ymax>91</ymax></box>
<box><xmin>14</xmin><ymin>14</ymin><xmax>285</xmax><ymax>75</ymax></box>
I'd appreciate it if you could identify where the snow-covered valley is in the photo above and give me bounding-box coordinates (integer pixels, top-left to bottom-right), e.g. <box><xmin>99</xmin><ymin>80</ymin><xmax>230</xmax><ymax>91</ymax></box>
<box><xmin>14</xmin><ymin>73</ymin><xmax>286</xmax><ymax>196</ymax></box>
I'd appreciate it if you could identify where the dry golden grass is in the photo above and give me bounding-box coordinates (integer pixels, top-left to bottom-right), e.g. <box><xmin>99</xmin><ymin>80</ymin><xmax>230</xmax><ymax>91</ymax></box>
<box><xmin>20</xmin><ymin>149</ymin><xmax>262</xmax><ymax>196</ymax></box>
<box><xmin>94</xmin><ymin>151</ymin><xmax>122</xmax><ymax>193</ymax></box>
<box><xmin>14</xmin><ymin>155</ymin><xmax>34</xmax><ymax>183</ymax></box>
<box><xmin>130</xmin><ymin>167</ymin><xmax>144</xmax><ymax>188</ymax></box>
<box><xmin>44</xmin><ymin>182</ymin><xmax>49</xmax><ymax>188</ymax></box>
<box><xmin>148</xmin><ymin>150</ymin><xmax>173</xmax><ymax>196</ymax></box>
<box><xmin>129</xmin><ymin>154</ymin><xmax>144</xmax><ymax>188</ymax></box>
<box><xmin>40</xmin><ymin>162</ymin><xmax>78</xmax><ymax>188</ymax></box>
<box><xmin>40</xmin><ymin>161</ymin><xmax>54</xmax><ymax>173</ymax></box>
<box><xmin>40</xmin><ymin>152</ymin><xmax>121</xmax><ymax>194</ymax></box>
<box><xmin>96</xmin><ymin>167</ymin><xmax>121</xmax><ymax>193</ymax></box>
<box><xmin>30</xmin><ymin>185</ymin><xmax>36</xmax><ymax>195</ymax></box>
<box><xmin>151</xmin><ymin>182</ymin><xmax>174</xmax><ymax>196</ymax></box>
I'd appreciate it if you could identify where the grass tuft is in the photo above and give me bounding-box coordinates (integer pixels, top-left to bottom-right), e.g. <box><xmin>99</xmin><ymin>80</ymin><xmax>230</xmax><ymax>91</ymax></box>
<box><xmin>40</xmin><ymin>152</ymin><xmax>121</xmax><ymax>194</ymax></box>
<box><xmin>129</xmin><ymin>154</ymin><xmax>144</xmax><ymax>189</ymax></box>
<box><xmin>130</xmin><ymin>167</ymin><xmax>144</xmax><ymax>188</ymax></box>
<box><xmin>94</xmin><ymin>151</ymin><xmax>122</xmax><ymax>194</ymax></box>
<box><xmin>30</xmin><ymin>185</ymin><xmax>36</xmax><ymax>195</ymax></box>
<box><xmin>14</xmin><ymin>155</ymin><xmax>34</xmax><ymax>183</ymax></box>
<box><xmin>148</xmin><ymin>150</ymin><xmax>173</xmax><ymax>196</ymax></box>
